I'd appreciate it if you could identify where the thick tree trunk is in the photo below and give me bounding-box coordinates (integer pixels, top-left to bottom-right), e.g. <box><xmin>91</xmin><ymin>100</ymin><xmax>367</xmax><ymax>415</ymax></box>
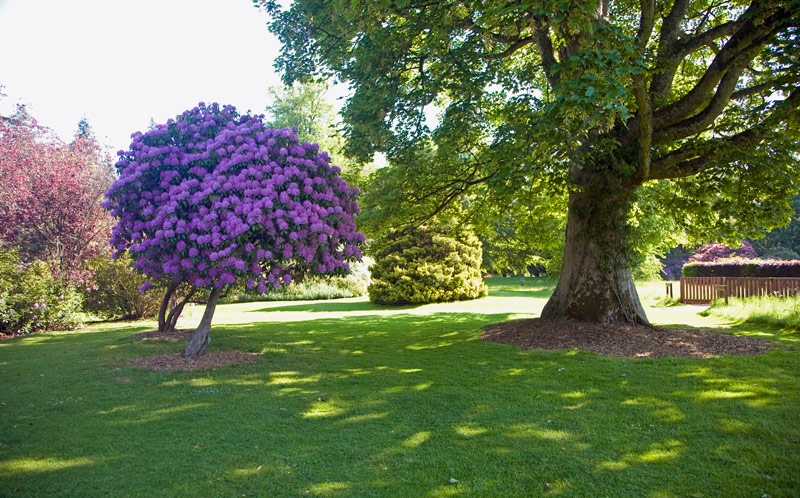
<box><xmin>541</xmin><ymin>186</ymin><xmax>649</xmax><ymax>325</ymax></box>
<box><xmin>182</xmin><ymin>287</ymin><xmax>223</xmax><ymax>359</ymax></box>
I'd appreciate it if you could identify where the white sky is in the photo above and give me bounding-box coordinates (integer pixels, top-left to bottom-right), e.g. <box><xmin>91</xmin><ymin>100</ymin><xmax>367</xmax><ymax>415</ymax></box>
<box><xmin>0</xmin><ymin>0</ymin><xmax>331</xmax><ymax>153</ymax></box>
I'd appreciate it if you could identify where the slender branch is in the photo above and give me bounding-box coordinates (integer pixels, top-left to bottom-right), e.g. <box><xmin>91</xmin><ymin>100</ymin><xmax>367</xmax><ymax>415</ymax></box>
<box><xmin>675</xmin><ymin>20</ymin><xmax>741</xmax><ymax>57</ymax></box>
<box><xmin>481</xmin><ymin>36</ymin><xmax>535</xmax><ymax>60</ymax></box>
<box><xmin>730</xmin><ymin>81</ymin><xmax>780</xmax><ymax>100</ymax></box>
<box><xmin>533</xmin><ymin>15</ymin><xmax>560</xmax><ymax>88</ymax></box>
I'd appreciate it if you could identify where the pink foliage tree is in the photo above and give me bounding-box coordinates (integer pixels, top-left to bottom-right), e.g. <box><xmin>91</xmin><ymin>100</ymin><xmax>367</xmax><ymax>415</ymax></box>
<box><xmin>0</xmin><ymin>106</ymin><xmax>114</xmax><ymax>286</ymax></box>
<box><xmin>104</xmin><ymin>103</ymin><xmax>364</xmax><ymax>357</ymax></box>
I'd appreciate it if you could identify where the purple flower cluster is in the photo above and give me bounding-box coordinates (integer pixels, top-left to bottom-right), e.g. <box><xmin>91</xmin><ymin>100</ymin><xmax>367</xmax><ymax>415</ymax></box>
<box><xmin>104</xmin><ymin>102</ymin><xmax>364</xmax><ymax>291</ymax></box>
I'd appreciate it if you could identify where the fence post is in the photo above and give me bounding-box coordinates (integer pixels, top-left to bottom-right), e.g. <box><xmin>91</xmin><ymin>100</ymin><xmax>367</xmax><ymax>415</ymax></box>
<box><xmin>665</xmin><ymin>282</ymin><xmax>673</xmax><ymax>299</ymax></box>
<box><xmin>715</xmin><ymin>284</ymin><xmax>728</xmax><ymax>305</ymax></box>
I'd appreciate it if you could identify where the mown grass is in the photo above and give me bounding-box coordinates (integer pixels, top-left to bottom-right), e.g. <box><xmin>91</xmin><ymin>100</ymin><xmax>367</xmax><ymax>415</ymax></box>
<box><xmin>1</xmin><ymin>277</ymin><xmax>798</xmax><ymax>497</ymax></box>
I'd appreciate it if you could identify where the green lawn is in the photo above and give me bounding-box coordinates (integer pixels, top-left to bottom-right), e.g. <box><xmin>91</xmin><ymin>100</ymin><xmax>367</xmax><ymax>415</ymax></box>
<box><xmin>1</xmin><ymin>278</ymin><xmax>798</xmax><ymax>497</ymax></box>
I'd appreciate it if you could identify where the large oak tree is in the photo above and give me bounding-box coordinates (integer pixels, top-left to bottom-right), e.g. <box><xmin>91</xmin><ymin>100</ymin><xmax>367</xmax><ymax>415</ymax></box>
<box><xmin>262</xmin><ymin>0</ymin><xmax>800</xmax><ymax>324</ymax></box>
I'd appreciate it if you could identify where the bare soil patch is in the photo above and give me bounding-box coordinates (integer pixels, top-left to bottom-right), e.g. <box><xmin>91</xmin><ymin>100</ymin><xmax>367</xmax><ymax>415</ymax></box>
<box><xmin>133</xmin><ymin>328</ymin><xmax>195</xmax><ymax>342</ymax></box>
<box><xmin>482</xmin><ymin>318</ymin><xmax>774</xmax><ymax>359</ymax></box>
<box><xmin>129</xmin><ymin>352</ymin><xmax>261</xmax><ymax>371</ymax></box>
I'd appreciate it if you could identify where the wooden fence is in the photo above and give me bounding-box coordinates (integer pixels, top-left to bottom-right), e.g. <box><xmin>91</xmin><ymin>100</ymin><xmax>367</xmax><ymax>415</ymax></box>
<box><xmin>680</xmin><ymin>277</ymin><xmax>800</xmax><ymax>304</ymax></box>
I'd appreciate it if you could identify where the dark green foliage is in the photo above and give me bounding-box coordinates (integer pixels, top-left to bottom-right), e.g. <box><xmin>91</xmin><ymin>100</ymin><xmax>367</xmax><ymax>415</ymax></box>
<box><xmin>751</xmin><ymin>194</ymin><xmax>800</xmax><ymax>258</ymax></box>
<box><xmin>683</xmin><ymin>259</ymin><xmax>800</xmax><ymax>278</ymax></box>
<box><xmin>80</xmin><ymin>253</ymin><xmax>163</xmax><ymax>320</ymax></box>
<box><xmin>368</xmin><ymin>224</ymin><xmax>487</xmax><ymax>305</ymax></box>
<box><xmin>264</xmin><ymin>0</ymin><xmax>800</xmax><ymax>323</ymax></box>
<box><xmin>766</xmin><ymin>247</ymin><xmax>800</xmax><ymax>260</ymax></box>
<box><xmin>0</xmin><ymin>249</ymin><xmax>82</xmax><ymax>335</ymax></box>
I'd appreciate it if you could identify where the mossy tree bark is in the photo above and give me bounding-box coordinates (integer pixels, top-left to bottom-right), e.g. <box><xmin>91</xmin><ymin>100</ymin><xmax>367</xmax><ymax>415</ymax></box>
<box><xmin>182</xmin><ymin>287</ymin><xmax>222</xmax><ymax>358</ymax></box>
<box><xmin>541</xmin><ymin>180</ymin><xmax>649</xmax><ymax>325</ymax></box>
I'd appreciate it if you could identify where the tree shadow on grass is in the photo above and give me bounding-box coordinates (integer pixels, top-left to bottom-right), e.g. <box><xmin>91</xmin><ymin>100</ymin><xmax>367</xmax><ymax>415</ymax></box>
<box><xmin>489</xmin><ymin>288</ymin><xmax>554</xmax><ymax>299</ymax></box>
<box><xmin>249</xmin><ymin>300</ymin><xmax>422</xmax><ymax>313</ymax></box>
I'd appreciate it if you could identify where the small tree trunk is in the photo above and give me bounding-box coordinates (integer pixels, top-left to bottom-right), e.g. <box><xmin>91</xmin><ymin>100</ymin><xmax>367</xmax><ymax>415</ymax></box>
<box><xmin>164</xmin><ymin>288</ymin><xmax>196</xmax><ymax>332</ymax></box>
<box><xmin>157</xmin><ymin>283</ymin><xmax>178</xmax><ymax>333</ymax></box>
<box><xmin>541</xmin><ymin>185</ymin><xmax>649</xmax><ymax>325</ymax></box>
<box><xmin>183</xmin><ymin>287</ymin><xmax>223</xmax><ymax>359</ymax></box>
<box><xmin>158</xmin><ymin>283</ymin><xmax>196</xmax><ymax>333</ymax></box>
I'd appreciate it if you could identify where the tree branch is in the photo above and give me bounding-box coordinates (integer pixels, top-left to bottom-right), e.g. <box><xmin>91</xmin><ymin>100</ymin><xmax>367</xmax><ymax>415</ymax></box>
<box><xmin>632</xmin><ymin>0</ymin><xmax>655</xmax><ymax>181</ymax></box>
<box><xmin>649</xmin><ymin>0</ymin><xmax>690</xmax><ymax>99</ymax></box>
<box><xmin>649</xmin><ymin>87</ymin><xmax>800</xmax><ymax>179</ymax></box>
<box><xmin>653</xmin><ymin>59</ymin><xmax>749</xmax><ymax>143</ymax></box>
<box><xmin>532</xmin><ymin>15</ymin><xmax>559</xmax><ymax>88</ymax></box>
<box><xmin>675</xmin><ymin>20</ymin><xmax>742</xmax><ymax>57</ymax></box>
<box><xmin>652</xmin><ymin>6</ymin><xmax>789</xmax><ymax>132</ymax></box>
<box><xmin>481</xmin><ymin>36</ymin><xmax>535</xmax><ymax>60</ymax></box>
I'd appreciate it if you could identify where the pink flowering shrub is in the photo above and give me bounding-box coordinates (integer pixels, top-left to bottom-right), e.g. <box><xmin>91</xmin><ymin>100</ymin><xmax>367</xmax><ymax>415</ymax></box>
<box><xmin>687</xmin><ymin>241</ymin><xmax>758</xmax><ymax>263</ymax></box>
<box><xmin>0</xmin><ymin>249</ymin><xmax>83</xmax><ymax>335</ymax></box>
<box><xmin>103</xmin><ymin>102</ymin><xmax>364</xmax><ymax>296</ymax></box>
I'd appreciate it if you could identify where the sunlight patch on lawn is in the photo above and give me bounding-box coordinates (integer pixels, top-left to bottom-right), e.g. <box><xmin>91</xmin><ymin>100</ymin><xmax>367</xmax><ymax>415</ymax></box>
<box><xmin>696</xmin><ymin>389</ymin><xmax>755</xmax><ymax>400</ymax></box>
<box><xmin>403</xmin><ymin>431</ymin><xmax>431</xmax><ymax>447</ymax></box>
<box><xmin>430</xmin><ymin>485</ymin><xmax>471</xmax><ymax>497</ymax></box>
<box><xmin>505</xmin><ymin>423</ymin><xmax>575</xmax><ymax>441</ymax></box>
<box><xmin>305</xmin><ymin>482</ymin><xmax>350</xmax><ymax>494</ymax></box>
<box><xmin>596</xmin><ymin>440</ymin><xmax>685</xmax><ymax>471</ymax></box>
<box><xmin>188</xmin><ymin>378</ymin><xmax>217</xmax><ymax>387</ymax></box>
<box><xmin>622</xmin><ymin>396</ymin><xmax>686</xmax><ymax>422</ymax></box>
<box><xmin>303</xmin><ymin>399</ymin><xmax>344</xmax><ymax>419</ymax></box>
<box><xmin>454</xmin><ymin>424</ymin><xmax>489</xmax><ymax>437</ymax></box>
<box><xmin>0</xmin><ymin>456</ymin><xmax>98</xmax><ymax>474</ymax></box>
<box><xmin>406</xmin><ymin>340</ymin><xmax>457</xmax><ymax>350</ymax></box>
<box><xmin>268</xmin><ymin>371</ymin><xmax>321</xmax><ymax>386</ymax></box>
<box><xmin>635</xmin><ymin>441</ymin><xmax>685</xmax><ymax>463</ymax></box>
<box><xmin>718</xmin><ymin>418</ymin><xmax>755</xmax><ymax>434</ymax></box>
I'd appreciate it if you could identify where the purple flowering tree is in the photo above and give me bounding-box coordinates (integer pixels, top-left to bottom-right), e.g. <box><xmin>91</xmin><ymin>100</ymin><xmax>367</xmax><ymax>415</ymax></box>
<box><xmin>104</xmin><ymin>103</ymin><xmax>364</xmax><ymax>358</ymax></box>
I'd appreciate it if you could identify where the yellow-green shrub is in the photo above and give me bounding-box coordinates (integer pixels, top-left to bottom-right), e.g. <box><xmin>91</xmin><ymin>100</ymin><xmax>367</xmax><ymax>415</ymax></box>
<box><xmin>368</xmin><ymin>223</ymin><xmax>487</xmax><ymax>305</ymax></box>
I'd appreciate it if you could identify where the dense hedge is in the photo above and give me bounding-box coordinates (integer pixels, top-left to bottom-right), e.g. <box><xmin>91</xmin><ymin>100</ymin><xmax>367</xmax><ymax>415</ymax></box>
<box><xmin>0</xmin><ymin>250</ymin><xmax>83</xmax><ymax>335</ymax></box>
<box><xmin>682</xmin><ymin>258</ymin><xmax>800</xmax><ymax>277</ymax></box>
<box><xmin>368</xmin><ymin>223</ymin><xmax>488</xmax><ymax>305</ymax></box>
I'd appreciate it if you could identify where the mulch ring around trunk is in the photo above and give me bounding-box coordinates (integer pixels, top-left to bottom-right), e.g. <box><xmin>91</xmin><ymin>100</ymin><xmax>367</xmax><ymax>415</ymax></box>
<box><xmin>129</xmin><ymin>352</ymin><xmax>262</xmax><ymax>371</ymax></box>
<box><xmin>482</xmin><ymin>318</ymin><xmax>775</xmax><ymax>359</ymax></box>
<box><xmin>133</xmin><ymin>328</ymin><xmax>195</xmax><ymax>342</ymax></box>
